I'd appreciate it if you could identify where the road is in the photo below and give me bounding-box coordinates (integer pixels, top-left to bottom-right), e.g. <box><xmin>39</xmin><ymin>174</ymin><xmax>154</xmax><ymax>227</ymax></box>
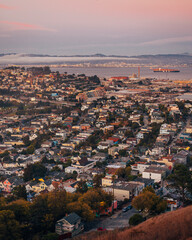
<box><xmin>169</xmin><ymin>118</ymin><xmax>190</xmax><ymax>147</ymax></box>
<box><xmin>86</xmin><ymin>207</ymin><xmax>139</xmax><ymax>231</ymax></box>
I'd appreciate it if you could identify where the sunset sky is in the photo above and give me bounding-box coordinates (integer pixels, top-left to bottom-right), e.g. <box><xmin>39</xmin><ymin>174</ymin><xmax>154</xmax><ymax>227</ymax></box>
<box><xmin>0</xmin><ymin>0</ymin><xmax>192</xmax><ymax>55</ymax></box>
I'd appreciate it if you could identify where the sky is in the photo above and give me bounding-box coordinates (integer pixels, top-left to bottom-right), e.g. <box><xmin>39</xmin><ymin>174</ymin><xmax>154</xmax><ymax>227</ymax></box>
<box><xmin>0</xmin><ymin>0</ymin><xmax>192</xmax><ymax>55</ymax></box>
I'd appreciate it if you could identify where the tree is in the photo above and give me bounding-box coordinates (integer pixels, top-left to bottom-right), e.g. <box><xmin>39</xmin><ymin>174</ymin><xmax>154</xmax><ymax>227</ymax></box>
<box><xmin>13</xmin><ymin>185</ymin><xmax>27</xmax><ymax>200</ymax></box>
<box><xmin>76</xmin><ymin>180</ymin><xmax>88</xmax><ymax>193</ymax></box>
<box><xmin>125</xmin><ymin>130</ymin><xmax>134</xmax><ymax>138</ymax></box>
<box><xmin>0</xmin><ymin>210</ymin><xmax>21</xmax><ymax>240</ymax></box>
<box><xmin>116</xmin><ymin>168</ymin><xmax>125</xmax><ymax>178</ymax></box>
<box><xmin>93</xmin><ymin>174</ymin><xmax>103</xmax><ymax>188</ymax></box>
<box><xmin>7</xmin><ymin>199</ymin><xmax>31</xmax><ymax>224</ymax></box>
<box><xmin>142</xmin><ymin>185</ymin><xmax>155</xmax><ymax>194</ymax></box>
<box><xmin>41</xmin><ymin>233</ymin><xmax>59</xmax><ymax>240</ymax></box>
<box><xmin>67</xmin><ymin>201</ymin><xmax>94</xmax><ymax>222</ymax></box>
<box><xmin>129</xmin><ymin>214</ymin><xmax>144</xmax><ymax>226</ymax></box>
<box><xmin>132</xmin><ymin>187</ymin><xmax>167</xmax><ymax>216</ymax></box>
<box><xmin>125</xmin><ymin>166</ymin><xmax>132</xmax><ymax>178</ymax></box>
<box><xmin>26</xmin><ymin>144</ymin><xmax>35</xmax><ymax>154</ymax></box>
<box><xmin>167</xmin><ymin>164</ymin><xmax>192</xmax><ymax>203</ymax></box>
<box><xmin>3</xmin><ymin>154</ymin><xmax>11</xmax><ymax>162</ymax></box>
<box><xmin>79</xmin><ymin>188</ymin><xmax>113</xmax><ymax>212</ymax></box>
<box><xmin>30</xmin><ymin>194</ymin><xmax>49</xmax><ymax>233</ymax></box>
<box><xmin>23</xmin><ymin>163</ymin><xmax>47</xmax><ymax>181</ymax></box>
<box><xmin>47</xmin><ymin>190</ymin><xmax>68</xmax><ymax>220</ymax></box>
<box><xmin>140</xmin><ymin>115</ymin><xmax>144</xmax><ymax>125</ymax></box>
<box><xmin>116</xmin><ymin>166</ymin><xmax>132</xmax><ymax>180</ymax></box>
<box><xmin>119</xmin><ymin>149</ymin><xmax>128</xmax><ymax>157</ymax></box>
<box><xmin>0</xmin><ymin>197</ymin><xmax>6</xmax><ymax>211</ymax></box>
<box><xmin>132</xmin><ymin>122</ymin><xmax>140</xmax><ymax>130</ymax></box>
<box><xmin>23</xmin><ymin>135</ymin><xmax>31</xmax><ymax>147</ymax></box>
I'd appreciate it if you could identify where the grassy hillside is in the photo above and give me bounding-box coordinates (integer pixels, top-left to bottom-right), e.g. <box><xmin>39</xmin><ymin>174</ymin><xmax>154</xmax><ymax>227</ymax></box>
<box><xmin>74</xmin><ymin>205</ymin><xmax>192</xmax><ymax>240</ymax></box>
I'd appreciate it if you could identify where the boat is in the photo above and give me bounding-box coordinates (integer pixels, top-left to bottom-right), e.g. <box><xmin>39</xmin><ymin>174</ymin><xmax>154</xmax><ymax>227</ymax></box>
<box><xmin>153</xmin><ymin>68</ymin><xmax>180</xmax><ymax>72</ymax></box>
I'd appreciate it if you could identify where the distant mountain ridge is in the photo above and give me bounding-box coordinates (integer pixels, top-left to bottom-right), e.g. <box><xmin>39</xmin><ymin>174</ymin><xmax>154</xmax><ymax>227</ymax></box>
<box><xmin>1</xmin><ymin>52</ymin><xmax>192</xmax><ymax>66</ymax></box>
<box><xmin>0</xmin><ymin>53</ymin><xmax>192</xmax><ymax>58</ymax></box>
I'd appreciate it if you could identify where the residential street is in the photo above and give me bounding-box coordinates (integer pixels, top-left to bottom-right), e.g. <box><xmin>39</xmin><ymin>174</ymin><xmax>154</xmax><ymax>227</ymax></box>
<box><xmin>86</xmin><ymin>207</ymin><xmax>139</xmax><ymax>231</ymax></box>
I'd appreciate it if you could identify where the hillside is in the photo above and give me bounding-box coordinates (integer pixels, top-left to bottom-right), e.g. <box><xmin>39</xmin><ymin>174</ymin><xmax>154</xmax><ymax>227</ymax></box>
<box><xmin>75</xmin><ymin>205</ymin><xmax>192</xmax><ymax>240</ymax></box>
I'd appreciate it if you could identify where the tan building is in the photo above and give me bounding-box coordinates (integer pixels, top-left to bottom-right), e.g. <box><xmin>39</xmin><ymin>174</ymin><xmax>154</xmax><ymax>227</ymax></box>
<box><xmin>104</xmin><ymin>181</ymin><xmax>144</xmax><ymax>201</ymax></box>
<box><xmin>186</xmin><ymin>126</ymin><xmax>192</xmax><ymax>134</ymax></box>
<box><xmin>154</xmin><ymin>155</ymin><xmax>175</xmax><ymax>169</ymax></box>
<box><xmin>102</xmin><ymin>176</ymin><xmax>113</xmax><ymax>187</ymax></box>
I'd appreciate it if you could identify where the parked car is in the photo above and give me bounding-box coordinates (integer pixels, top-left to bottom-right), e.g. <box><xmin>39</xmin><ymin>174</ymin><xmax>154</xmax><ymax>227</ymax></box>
<box><xmin>97</xmin><ymin>227</ymin><xmax>106</xmax><ymax>231</ymax></box>
<box><xmin>122</xmin><ymin>207</ymin><xmax>128</xmax><ymax>212</ymax></box>
<box><xmin>127</xmin><ymin>205</ymin><xmax>132</xmax><ymax>210</ymax></box>
<box><xmin>122</xmin><ymin>205</ymin><xmax>132</xmax><ymax>212</ymax></box>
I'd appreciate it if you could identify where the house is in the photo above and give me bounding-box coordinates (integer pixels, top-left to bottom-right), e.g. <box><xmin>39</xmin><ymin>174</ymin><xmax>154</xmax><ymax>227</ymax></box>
<box><xmin>136</xmin><ymin>132</ymin><xmax>144</xmax><ymax>143</ymax></box>
<box><xmin>179</xmin><ymin>133</ymin><xmax>192</xmax><ymax>142</ymax></box>
<box><xmin>146</xmin><ymin>147</ymin><xmax>164</xmax><ymax>156</ymax></box>
<box><xmin>156</xmin><ymin>155</ymin><xmax>175</xmax><ymax>169</ymax></box>
<box><xmin>103</xmin><ymin>125</ymin><xmax>114</xmax><ymax>133</ymax></box>
<box><xmin>131</xmin><ymin>162</ymin><xmax>150</xmax><ymax>174</ymax></box>
<box><xmin>3</xmin><ymin>177</ymin><xmax>24</xmax><ymax>193</ymax></box>
<box><xmin>91</xmin><ymin>152</ymin><xmax>107</xmax><ymax>162</ymax></box>
<box><xmin>55</xmin><ymin>212</ymin><xmax>84</xmax><ymax>237</ymax></box>
<box><xmin>186</xmin><ymin>126</ymin><xmax>192</xmax><ymax>134</ymax></box>
<box><xmin>65</xmin><ymin>166</ymin><xmax>82</xmax><ymax>174</ymax></box>
<box><xmin>97</xmin><ymin>141</ymin><xmax>111</xmax><ymax>150</ymax></box>
<box><xmin>173</xmin><ymin>150</ymin><xmax>189</xmax><ymax>165</ymax></box>
<box><xmin>117</xmin><ymin>127</ymin><xmax>130</xmax><ymax>135</ymax></box>
<box><xmin>104</xmin><ymin>181</ymin><xmax>144</xmax><ymax>201</ymax></box>
<box><xmin>142</xmin><ymin>166</ymin><xmax>168</xmax><ymax>183</ymax></box>
<box><xmin>133</xmin><ymin>177</ymin><xmax>154</xmax><ymax>188</ymax></box>
<box><xmin>108</xmin><ymin>146</ymin><xmax>119</xmax><ymax>156</ymax></box>
<box><xmin>102</xmin><ymin>176</ymin><xmax>114</xmax><ymax>187</ymax></box>
<box><xmin>41</xmin><ymin>140</ymin><xmax>52</xmax><ymax>148</ymax></box>
<box><xmin>156</xmin><ymin>135</ymin><xmax>170</xmax><ymax>147</ymax></box>
<box><xmin>0</xmin><ymin>181</ymin><xmax>4</xmax><ymax>191</ymax></box>
<box><xmin>107</xmin><ymin>137</ymin><xmax>120</xmax><ymax>144</ymax></box>
<box><xmin>126</xmin><ymin>138</ymin><xmax>137</xmax><ymax>146</ymax></box>
<box><xmin>72</xmin><ymin>157</ymin><xmax>95</xmax><ymax>171</ymax></box>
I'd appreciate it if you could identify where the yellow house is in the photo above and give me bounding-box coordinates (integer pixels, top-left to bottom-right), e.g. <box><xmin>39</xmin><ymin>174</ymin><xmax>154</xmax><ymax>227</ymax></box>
<box><xmin>61</xmin><ymin>143</ymin><xmax>76</xmax><ymax>150</ymax></box>
<box><xmin>4</xmin><ymin>141</ymin><xmax>24</xmax><ymax>146</ymax></box>
<box><xmin>32</xmin><ymin>182</ymin><xmax>47</xmax><ymax>193</ymax></box>
<box><xmin>102</xmin><ymin>176</ymin><xmax>113</xmax><ymax>187</ymax></box>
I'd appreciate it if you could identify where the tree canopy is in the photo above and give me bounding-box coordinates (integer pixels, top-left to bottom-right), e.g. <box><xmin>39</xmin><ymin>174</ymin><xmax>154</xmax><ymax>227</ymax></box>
<box><xmin>167</xmin><ymin>164</ymin><xmax>192</xmax><ymax>203</ymax></box>
<box><xmin>23</xmin><ymin>163</ymin><xmax>47</xmax><ymax>182</ymax></box>
<box><xmin>132</xmin><ymin>187</ymin><xmax>167</xmax><ymax>216</ymax></box>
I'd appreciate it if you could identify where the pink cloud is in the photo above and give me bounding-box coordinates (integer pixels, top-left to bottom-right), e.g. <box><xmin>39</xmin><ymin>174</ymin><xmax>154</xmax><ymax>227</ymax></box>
<box><xmin>139</xmin><ymin>36</ymin><xmax>192</xmax><ymax>46</ymax></box>
<box><xmin>0</xmin><ymin>21</ymin><xmax>56</xmax><ymax>32</ymax></box>
<box><xmin>0</xmin><ymin>4</ymin><xmax>13</xmax><ymax>9</ymax></box>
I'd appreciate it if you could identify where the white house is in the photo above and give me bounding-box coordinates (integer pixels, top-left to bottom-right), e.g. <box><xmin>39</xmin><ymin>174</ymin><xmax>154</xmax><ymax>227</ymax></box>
<box><xmin>142</xmin><ymin>166</ymin><xmax>168</xmax><ymax>182</ymax></box>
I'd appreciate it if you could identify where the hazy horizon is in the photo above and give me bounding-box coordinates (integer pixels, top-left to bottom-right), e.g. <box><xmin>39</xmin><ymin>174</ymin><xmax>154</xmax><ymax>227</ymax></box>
<box><xmin>0</xmin><ymin>0</ymin><xmax>192</xmax><ymax>55</ymax></box>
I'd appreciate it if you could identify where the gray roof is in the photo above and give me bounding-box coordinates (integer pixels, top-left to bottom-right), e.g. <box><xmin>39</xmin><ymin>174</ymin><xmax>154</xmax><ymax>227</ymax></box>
<box><xmin>63</xmin><ymin>212</ymin><xmax>81</xmax><ymax>225</ymax></box>
<box><xmin>134</xmin><ymin>177</ymin><xmax>154</xmax><ymax>185</ymax></box>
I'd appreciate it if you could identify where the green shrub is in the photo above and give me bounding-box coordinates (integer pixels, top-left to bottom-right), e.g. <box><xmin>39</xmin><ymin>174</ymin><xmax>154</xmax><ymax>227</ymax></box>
<box><xmin>129</xmin><ymin>214</ymin><xmax>144</xmax><ymax>226</ymax></box>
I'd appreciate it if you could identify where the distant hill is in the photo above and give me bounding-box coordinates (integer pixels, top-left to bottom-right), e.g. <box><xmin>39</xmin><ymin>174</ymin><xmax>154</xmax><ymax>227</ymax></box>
<box><xmin>0</xmin><ymin>53</ymin><xmax>192</xmax><ymax>58</ymax></box>
<box><xmin>0</xmin><ymin>53</ymin><xmax>192</xmax><ymax>65</ymax></box>
<box><xmin>74</xmin><ymin>205</ymin><xmax>192</xmax><ymax>240</ymax></box>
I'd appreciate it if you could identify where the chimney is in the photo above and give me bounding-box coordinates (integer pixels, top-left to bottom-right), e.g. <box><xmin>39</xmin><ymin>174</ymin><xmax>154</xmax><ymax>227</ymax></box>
<box><xmin>168</xmin><ymin>147</ymin><xmax>171</xmax><ymax>155</ymax></box>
